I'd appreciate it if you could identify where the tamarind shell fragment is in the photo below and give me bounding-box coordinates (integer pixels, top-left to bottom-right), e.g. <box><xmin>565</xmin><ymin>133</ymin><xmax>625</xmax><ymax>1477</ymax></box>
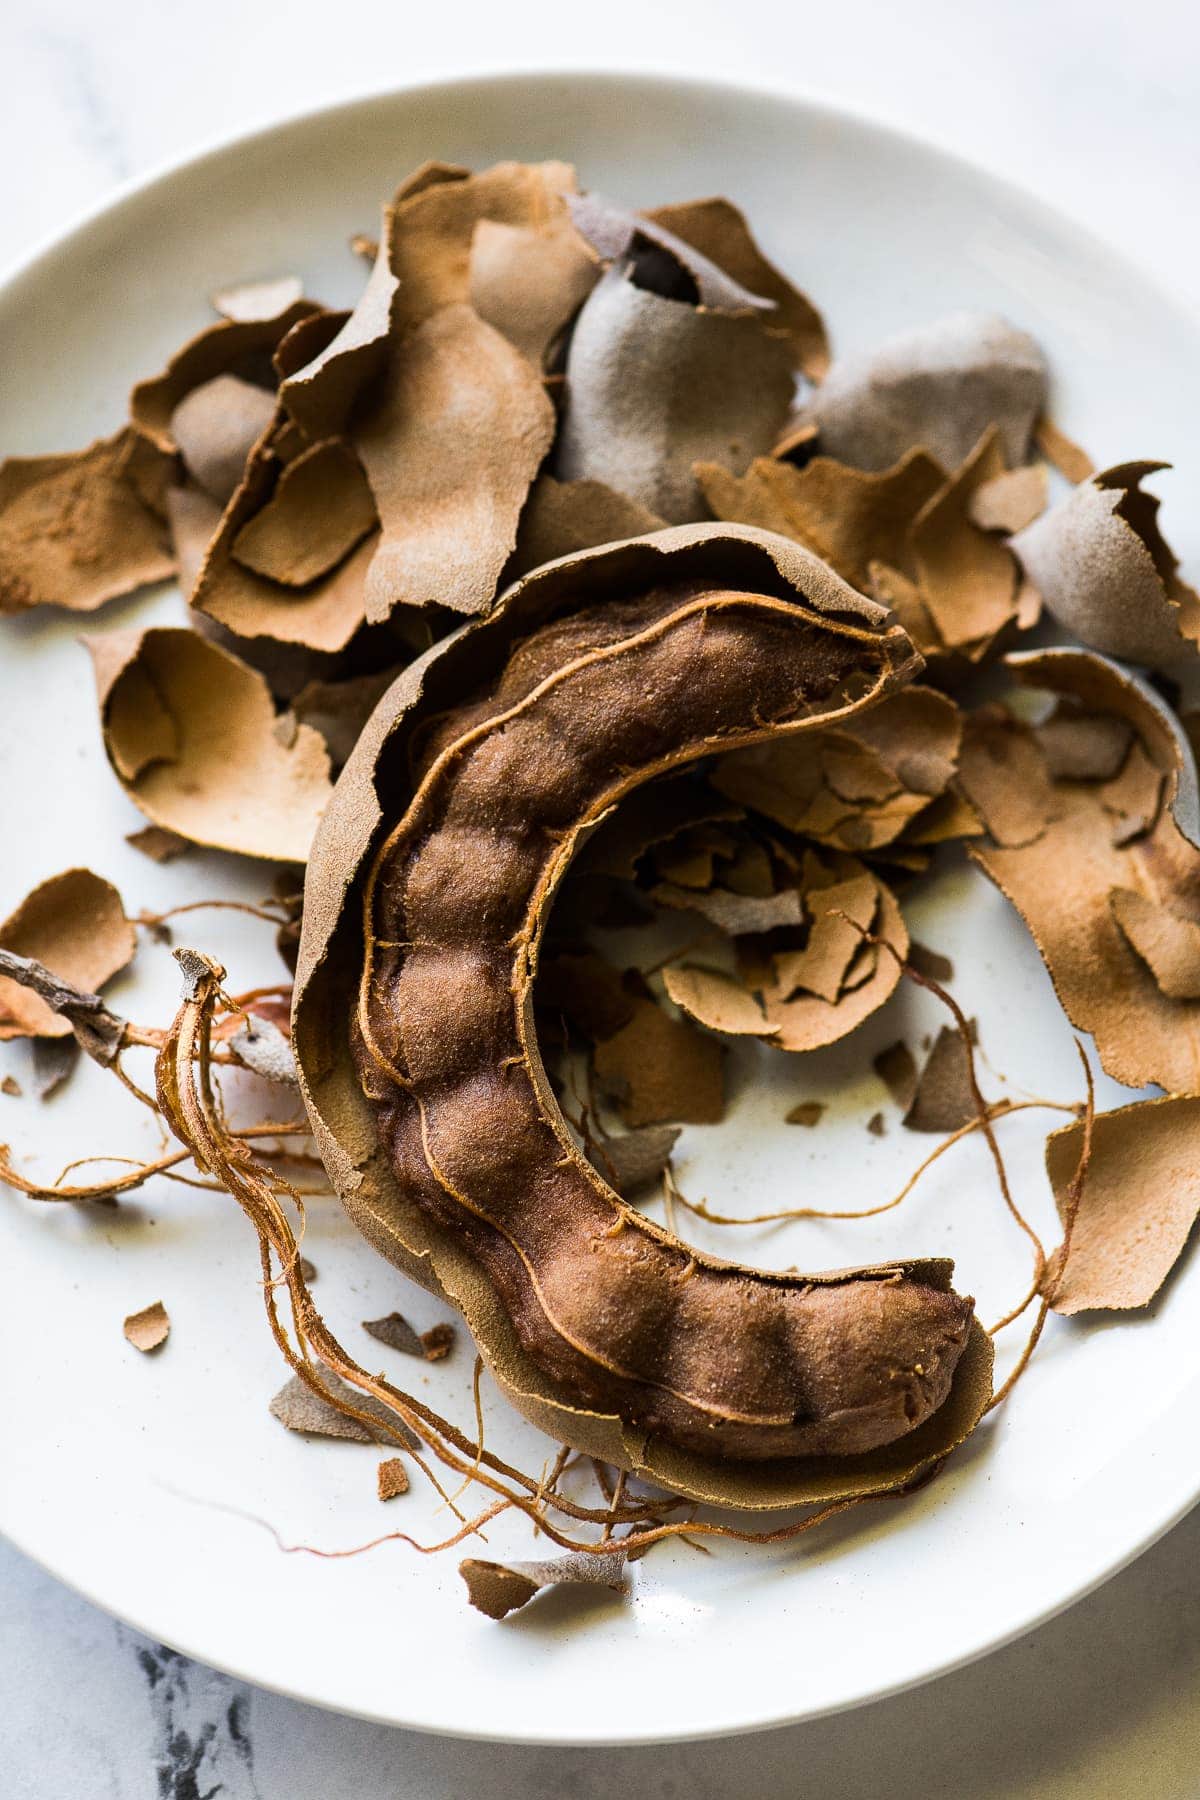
<box><xmin>295</xmin><ymin>525</ymin><xmax>993</xmax><ymax>1508</ymax></box>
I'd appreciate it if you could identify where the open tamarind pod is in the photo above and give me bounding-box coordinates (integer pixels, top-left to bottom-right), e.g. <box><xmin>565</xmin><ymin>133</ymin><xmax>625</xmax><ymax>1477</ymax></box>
<box><xmin>295</xmin><ymin>524</ymin><xmax>993</xmax><ymax>1509</ymax></box>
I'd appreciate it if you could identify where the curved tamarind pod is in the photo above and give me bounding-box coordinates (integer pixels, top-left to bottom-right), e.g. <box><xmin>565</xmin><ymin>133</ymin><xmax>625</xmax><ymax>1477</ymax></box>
<box><xmin>296</xmin><ymin>526</ymin><xmax>994</xmax><ymax>1507</ymax></box>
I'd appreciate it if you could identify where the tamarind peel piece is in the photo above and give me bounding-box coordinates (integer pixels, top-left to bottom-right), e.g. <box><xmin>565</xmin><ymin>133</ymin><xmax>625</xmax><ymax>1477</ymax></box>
<box><xmin>170</xmin><ymin>375</ymin><xmax>278</xmax><ymax>508</ymax></box>
<box><xmin>642</xmin><ymin>196</ymin><xmax>829</xmax><ymax>381</ymax></box>
<box><xmin>567</xmin><ymin>192</ymin><xmax>776</xmax><ymax>316</ymax></box>
<box><xmin>294</xmin><ymin>524</ymin><xmax>993</xmax><ymax>1509</ymax></box>
<box><xmin>1033</xmin><ymin>417</ymin><xmax>1095</xmax><ymax>485</ymax></box>
<box><xmin>557</xmin><ymin>266</ymin><xmax>795</xmax><ymax>524</ymax></box>
<box><xmin>697</xmin><ymin>448</ymin><xmax>946</xmax><ymax>595</ymax></box>
<box><xmin>190</xmin><ymin>410</ymin><xmax>380</xmax><ymax>652</ymax></box>
<box><xmin>377</xmin><ymin>1457</ymin><xmax>410</xmax><ymax>1499</ymax></box>
<box><xmin>968</xmin><ymin>464</ymin><xmax>1048</xmax><ymax>536</ymax></box>
<box><xmin>1012</xmin><ymin>461</ymin><xmax>1200</xmax><ymax>670</ymax></box>
<box><xmin>0</xmin><ymin>431</ymin><xmax>174</xmax><ymax>615</ymax></box>
<box><xmin>507</xmin><ymin>475</ymin><xmax>665</xmax><ymax>584</ymax></box>
<box><xmin>86</xmin><ymin>626</ymin><xmax>332</xmax><ymax>862</ymax></box>
<box><xmin>123</xmin><ymin>1300</ymin><xmax>170</xmax><ymax>1353</ymax></box>
<box><xmin>130</xmin><ymin>297</ymin><xmax>316</xmax><ymax>454</ymax></box>
<box><xmin>230</xmin><ymin>439</ymin><xmax>377</xmax><ymax>586</ymax></box>
<box><xmin>212</xmin><ymin>275</ymin><xmax>305</xmax><ymax>323</ymax></box>
<box><xmin>805</xmin><ymin>311</ymin><xmax>1047</xmax><ymax>473</ymax></box>
<box><xmin>593</xmin><ymin>995</ymin><xmax>726</xmax><ymax>1126</ymax></box>
<box><xmin>588</xmin><ymin>1124</ymin><xmax>681</xmax><ymax>1197</ymax></box>
<box><xmin>700</xmin><ymin>433</ymin><xmax>1021</xmax><ymax>662</ymax></box>
<box><xmin>966</xmin><ymin>648</ymin><xmax>1200</xmax><ymax>1094</ymax></box>
<box><xmin>278</xmin><ymin>233</ymin><xmax>397</xmax><ymax>441</ymax></box>
<box><xmin>269</xmin><ymin>1368</ymin><xmax>419</xmax><ymax>1446</ymax></box>
<box><xmin>654</xmin><ymin>846</ymin><xmax>906</xmax><ymax>1052</ymax></box>
<box><xmin>904</xmin><ymin>1025</ymin><xmax>980</xmax><ymax>1133</ymax></box>
<box><xmin>290</xmin><ymin>668</ymin><xmax>407</xmax><ymax>774</ymax></box>
<box><xmin>352</xmin><ymin>302</ymin><xmax>556</xmax><ymax>621</ymax></box>
<box><xmin>712</xmin><ymin>685</ymin><xmax>961</xmax><ymax>854</ymax></box>
<box><xmin>388</xmin><ymin>160</ymin><xmax>582</xmax><ymax>338</ymax></box>
<box><xmin>1044</xmin><ymin>1095</ymin><xmax>1200</xmax><ymax>1313</ymax></box>
<box><xmin>0</xmin><ymin>869</ymin><xmax>135</xmax><ymax>1041</ymax></box>
<box><xmin>468</xmin><ymin>216</ymin><xmax>598</xmax><ymax>369</ymax></box>
<box><xmin>460</xmin><ymin>1549</ymin><xmax>628</xmax><ymax>1620</ymax></box>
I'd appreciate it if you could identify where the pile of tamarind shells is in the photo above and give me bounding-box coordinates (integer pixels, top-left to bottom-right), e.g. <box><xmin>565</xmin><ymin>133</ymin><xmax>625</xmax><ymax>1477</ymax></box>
<box><xmin>6</xmin><ymin>155</ymin><xmax>1200</xmax><ymax>1562</ymax></box>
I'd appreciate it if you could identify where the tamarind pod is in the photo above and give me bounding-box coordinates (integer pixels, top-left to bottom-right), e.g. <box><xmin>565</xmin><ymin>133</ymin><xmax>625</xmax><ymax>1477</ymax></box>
<box><xmin>297</xmin><ymin>525</ymin><xmax>993</xmax><ymax>1506</ymax></box>
<box><xmin>357</xmin><ymin>586</ymin><xmax>972</xmax><ymax>1461</ymax></box>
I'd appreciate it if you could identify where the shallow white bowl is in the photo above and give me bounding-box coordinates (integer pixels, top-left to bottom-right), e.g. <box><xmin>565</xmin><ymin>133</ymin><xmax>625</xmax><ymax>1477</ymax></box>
<box><xmin>2</xmin><ymin>71</ymin><xmax>1199</xmax><ymax>1747</ymax></box>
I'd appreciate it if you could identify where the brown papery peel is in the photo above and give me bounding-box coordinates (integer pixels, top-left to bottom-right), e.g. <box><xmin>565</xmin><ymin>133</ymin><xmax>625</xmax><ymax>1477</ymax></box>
<box><xmin>966</xmin><ymin>648</ymin><xmax>1200</xmax><ymax>1093</ymax></box>
<box><xmin>1012</xmin><ymin>461</ymin><xmax>1200</xmax><ymax>670</ymax></box>
<box><xmin>295</xmin><ymin>523</ymin><xmax>993</xmax><ymax>1509</ymax></box>
<box><xmin>1044</xmin><ymin>1096</ymin><xmax>1200</xmax><ymax>1312</ymax></box>
<box><xmin>0</xmin><ymin>870</ymin><xmax>135</xmax><ymax>1040</ymax></box>
<box><xmin>124</xmin><ymin>1300</ymin><xmax>170</xmax><ymax>1353</ymax></box>
<box><xmin>0</xmin><ymin>431</ymin><xmax>173</xmax><ymax>615</ymax></box>
<box><xmin>806</xmin><ymin>312</ymin><xmax>1047</xmax><ymax>473</ymax></box>
<box><xmin>87</xmin><ymin>627</ymin><xmax>332</xmax><ymax>862</ymax></box>
<box><xmin>353</xmin><ymin>304</ymin><xmax>556</xmax><ymax>621</ymax></box>
<box><xmin>642</xmin><ymin>195</ymin><xmax>828</xmax><ymax>381</ymax></box>
<box><xmin>557</xmin><ymin>268</ymin><xmax>794</xmax><ymax>523</ymax></box>
<box><xmin>460</xmin><ymin>1549</ymin><xmax>628</xmax><ymax>1620</ymax></box>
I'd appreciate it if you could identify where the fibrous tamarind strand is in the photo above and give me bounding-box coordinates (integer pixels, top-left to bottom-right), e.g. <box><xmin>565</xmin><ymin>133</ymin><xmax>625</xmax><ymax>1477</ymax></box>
<box><xmin>353</xmin><ymin>568</ymin><xmax>974</xmax><ymax>1463</ymax></box>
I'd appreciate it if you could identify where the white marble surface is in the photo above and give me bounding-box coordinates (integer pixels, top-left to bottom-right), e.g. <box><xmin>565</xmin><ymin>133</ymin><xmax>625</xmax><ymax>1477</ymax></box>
<box><xmin>3</xmin><ymin>2</ymin><xmax>1200</xmax><ymax>1794</ymax></box>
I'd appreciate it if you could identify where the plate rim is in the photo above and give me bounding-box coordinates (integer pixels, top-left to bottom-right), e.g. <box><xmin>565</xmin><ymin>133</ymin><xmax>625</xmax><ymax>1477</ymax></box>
<box><xmin>3</xmin><ymin>66</ymin><xmax>1200</xmax><ymax>1746</ymax></box>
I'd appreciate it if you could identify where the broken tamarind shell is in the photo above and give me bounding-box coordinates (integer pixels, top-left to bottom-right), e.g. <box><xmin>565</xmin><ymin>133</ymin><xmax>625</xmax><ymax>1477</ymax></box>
<box><xmin>294</xmin><ymin>525</ymin><xmax>993</xmax><ymax>1510</ymax></box>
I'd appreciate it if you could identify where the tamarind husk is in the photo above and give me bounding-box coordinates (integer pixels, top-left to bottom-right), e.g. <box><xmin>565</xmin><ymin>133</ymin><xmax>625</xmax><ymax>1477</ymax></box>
<box><xmin>170</xmin><ymin>375</ymin><xmax>277</xmax><ymax>508</ymax></box>
<box><xmin>700</xmin><ymin>432</ymin><xmax>1021</xmax><ymax>661</ymax></box>
<box><xmin>191</xmin><ymin>322</ymin><xmax>383</xmax><ymax>653</ymax></box>
<box><xmin>1033</xmin><ymin>416</ymin><xmax>1095</xmax><ymax>485</ymax></box>
<box><xmin>377</xmin><ymin>1457</ymin><xmax>410</xmax><ymax>1500</ymax></box>
<box><xmin>278</xmin><ymin>234</ymin><xmax>396</xmax><ymax>441</ymax></box>
<box><xmin>212</xmin><ymin>276</ymin><xmax>304</xmax><ymax>323</ymax></box>
<box><xmin>805</xmin><ymin>311</ymin><xmax>1047</xmax><ymax>473</ymax></box>
<box><xmin>269</xmin><ymin>1368</ymin><xmax>418</xmax><ymax>1446</ymax></box>
<box><xmin>593</xmin><ymin>996</ymin><xmax>726</xmax><ymax>1126</ymax></box>
<box><xmin>130</xmin><ymin>296</ymin><xmax>316</xmax><ymax>454</ymax></box>
<box><xmin>642</xmin><ymin>196</ymin><xmax>828</xmax><ymax>381</ymax></box>
<box><xmin>191</xmin><ymin>417</ymin><xmax>380</xmax><ymax>652</ymax></box>
<box><xmin>352</xmin><ymin>302</ymin><xmax>556</xmax><ymax>622</ymax></box>
<box><xmin>87</xmin><ymin>626</ymin><xmax>332</xmax><ymax>862</ymax></box>
<box><xmin>904</xmin><ymin>1026</ymin><xmax>980</xmax><ymax>1134</ymax></box>
<box><xmin>294</xmin><ymin>524</ymin><xmax>993</xmax><ymax>1510</ymax></box>
<box><xmin>966</xmin><ymin>648</ymin><xmax>1200</xmax><ymax>1094</ymax></box>
<box><xmin>460</xmin><ymin>1548</ymin><xmax>628</xmax><ymax>1620</ymax></box>
<box><xmin>0</xmin><ymin>870</ymin><xmax>135</xmax><ymax>1040</ymax></box>
<box><xmin>290</xmin><ymin>668</ymin><xmax>406</xmax><ymax>774</ymax></box>
<box><xmin>468</xmin><ymin>216</ymin><xmax>598</xmax><ymax>368</ymax></box>
<box><xmin>968</xmin><ymin>464</ymin><xmax>1048</xmax><ymax>536</ymax></box>
<box><xmin>588</xmin><ymin>1124</ymin><xmax>681</xmax><ymax>1198</ymax></box>
<box><xmin>907</xmin><ymin>429</ymin><xmax>1019</xmax><ymax>653</ymax></box>
<box><xmin>1012</xmin><ymin>461</ymin><xmax>1200</xmax><ymax>669</ymax></box>
<box><xmin>387</xmin><ymin>160</ymin><xmax>582</xmax><ymax>338</ymax></box>
<box><xmin>697</xmin><ymin>448</ymin><xmax>946</xmax><ymax>594</ymax></box>
<box><xmin>230</xmin><ymin>439</ymin><xmax>377</xmax><ymax>586</ymax></box>
<box><xmin>507</xmin><ymin>475</ymin><xmax>665</xmax><ymax>584</ymax></box>
<box><xmin>712</xmin><ymin>685</ymin><xmax>961</xmax><ymax>854</ymax></box>
<box><xmin>567</xmin><ymin>192</ymin><xmax>776</xmax><ymax>315</ymax></box>
<box><xmin>556</xmin><ymin>268</ymin><xmax>794</xmax><ymax>524</ymax></box>
<box><xmin>0</xmin><ymin>431</ymin><xmax>173</xmax><ymax>615</ymax></box>
<box><xmin>123</xmin><ymin>1300</ymin><xmax>170</xmax><ymax>1353</ymax></box>
<box><xmin>1044</xmin><ymin>1095</ymin><xmax>1200</xmax><ymax>1312</ymax></box>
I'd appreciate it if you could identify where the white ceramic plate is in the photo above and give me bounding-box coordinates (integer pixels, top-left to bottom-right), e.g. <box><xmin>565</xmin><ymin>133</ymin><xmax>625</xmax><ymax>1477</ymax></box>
<box><xmin>3</xmin><ymin>72</ymin><xmax>1200</xmax><ymax>1748</ymax></box>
